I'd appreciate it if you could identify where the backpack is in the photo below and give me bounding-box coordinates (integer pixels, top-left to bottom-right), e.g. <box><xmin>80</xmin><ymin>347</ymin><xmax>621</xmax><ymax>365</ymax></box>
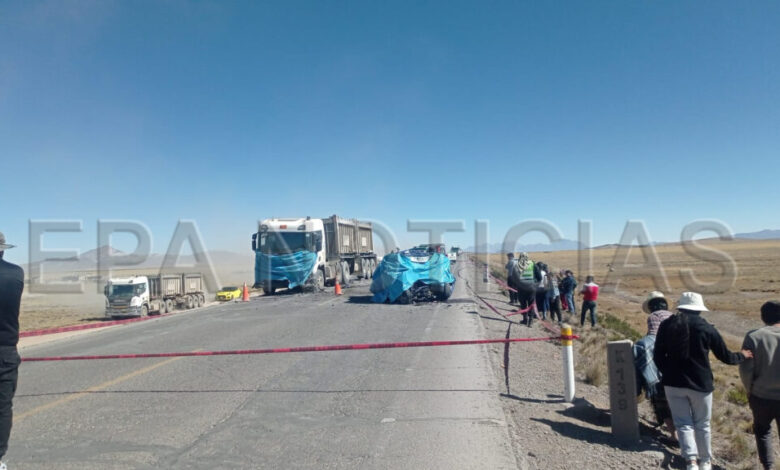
<box><xmin>659</xmin><ymin>313</ymin><xmax>691</xmax><ymax>361</ymax></box>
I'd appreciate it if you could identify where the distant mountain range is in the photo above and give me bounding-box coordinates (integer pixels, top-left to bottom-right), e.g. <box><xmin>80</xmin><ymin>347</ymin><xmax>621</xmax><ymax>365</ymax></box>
<box><xmin>467</xmin><ymin>239</ymin><xmax>585</xmax><ymax>253</ymax></box>
<box><xmin>465</xmin><ymin>229</ymin><xmax>780</xmax><ymax>253</ymax></box>
<box><xmin>734</xmin><ymin>229</ymin><xmax>780</xmax><ymax>240</ymax></box>
<box><xmin>25</xmin><ymin>246</ymin><xmax>253</xmax><ymax>273</ymax></box>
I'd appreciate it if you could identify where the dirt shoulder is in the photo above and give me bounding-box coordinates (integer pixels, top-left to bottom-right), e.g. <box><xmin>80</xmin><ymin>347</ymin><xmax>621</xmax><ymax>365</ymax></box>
<box><xmin>459</xmin><ymin>261</ymin><xmax>687</xmax><ymax>470</ymax></box>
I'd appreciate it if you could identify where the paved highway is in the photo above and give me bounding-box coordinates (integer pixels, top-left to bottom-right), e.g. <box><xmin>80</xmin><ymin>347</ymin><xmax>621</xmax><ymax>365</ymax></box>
<box><xmin>11</xmin><ymin>265</ymin><xmax>518</xmax><ymax>469</ymax></box>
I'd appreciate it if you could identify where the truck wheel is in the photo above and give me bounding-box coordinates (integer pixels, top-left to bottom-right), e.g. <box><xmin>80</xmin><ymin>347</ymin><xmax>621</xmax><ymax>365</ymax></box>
<box><xmin>340</xmin><ymin>261</ymin><xmax>351</xmax><ymax>286</ymax></box>
<box><xmin>141</xmin><ymin>305</ymin><xmax>149</xmax><ymax>317</ymax></box>
<box><xmin>315</xmin><ymin>270</ymin><xmax>325</xmax><ymax>291</ymax></box>
<box><xmin>199</xmin><ymin>294</ymin><xmax>205</xmax><ymax>305</ymax></box>
<box><xmin>166</xmin><ymin>299</ymin><xmax>174</xmax><ymax>312</ymax></box>
<box><xmin>361</xmin><ymin>259</ymin><xmax>369</xmax><ymax>279</ymax></box>
<box><xmin>158</xmin><ymin>301</ymin><xmax>166</xmax><ymax>315</ymax></box>
<box><xmin>186</xmin><ymin>296</ymin><xmax>194</xmax><ymax>309</ymax></box>
<box><xmin>194</xmin><ymin>295</ymin><xmax>201</xmax><ymax>308</ymax></box>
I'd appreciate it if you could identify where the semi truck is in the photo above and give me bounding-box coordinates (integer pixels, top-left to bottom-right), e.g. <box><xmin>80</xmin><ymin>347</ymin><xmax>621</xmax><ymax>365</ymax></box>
<box><xmin>252</xmin><ymin>215</ymin><xmax>377</xmax><ymax>294</ymax></box>
<box><xmin>105</xmin><ymin>273</ymin><xmax>206</xmax><ymax>318</ymax></box>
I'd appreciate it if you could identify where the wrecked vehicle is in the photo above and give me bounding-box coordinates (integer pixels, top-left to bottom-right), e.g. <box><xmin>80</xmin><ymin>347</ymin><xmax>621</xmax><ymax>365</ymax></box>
<box><xmin>370</xmin><ymin>249</ymin><xmax>455</xmax><ymax>304</ymax></box>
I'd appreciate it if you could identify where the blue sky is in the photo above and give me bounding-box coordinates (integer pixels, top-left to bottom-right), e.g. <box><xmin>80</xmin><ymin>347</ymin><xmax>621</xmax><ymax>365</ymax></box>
<box><xmin>1</xmin><ymin>1</ymin><xmax>779</xmax><ymax>263</ymax></box>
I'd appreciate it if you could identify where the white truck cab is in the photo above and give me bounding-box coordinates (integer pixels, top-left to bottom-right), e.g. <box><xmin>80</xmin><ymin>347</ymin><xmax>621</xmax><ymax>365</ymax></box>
<box><xmin>253</xmin><ymin>215</ymin><xmax>377</xmax><ymax>294</ymax></box>
<box><xmin>105</xmin><ymin>276</ymin><xmax>150</xmax><ymax>317</ymax></box>
<box><xmin>105</xmin><ymin>273</ymin><xmax>206</xmax><ymax>317</ymax></box>
<box><xmin>253</xmin><ymin>217</ymin><xmax>326</xmax><ymax>294</ymax></box>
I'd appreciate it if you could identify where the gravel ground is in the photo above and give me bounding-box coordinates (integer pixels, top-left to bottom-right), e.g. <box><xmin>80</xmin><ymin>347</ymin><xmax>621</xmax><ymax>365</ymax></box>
<box><xmin>456</xmin><ymin>260</ymin><xmax>701</xmax><ymax>470</ymax></box>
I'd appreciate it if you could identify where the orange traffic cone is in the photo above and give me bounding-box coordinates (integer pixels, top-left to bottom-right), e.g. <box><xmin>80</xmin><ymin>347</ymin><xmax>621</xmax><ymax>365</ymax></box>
<box><xmin>334</xmin><ymin>280</ymin><xmax>342</xmax><ymax>296</ymax></box>
<box><xmin>242</xmin><ymin>283</ymin><xmax>250</xmax><ymax>302</ymax></box>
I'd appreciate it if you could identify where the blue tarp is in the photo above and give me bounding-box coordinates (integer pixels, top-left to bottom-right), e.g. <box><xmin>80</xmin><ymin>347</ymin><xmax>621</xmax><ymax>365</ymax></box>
<box><xmin>255</xmin><ymin>251</ymin><xmax>318</xmax><ymax>289</ymax></box>
<box><xmin>370</xmin><ymin>252</ymin><xmax>455</xmax><ymax>303</ymax></box>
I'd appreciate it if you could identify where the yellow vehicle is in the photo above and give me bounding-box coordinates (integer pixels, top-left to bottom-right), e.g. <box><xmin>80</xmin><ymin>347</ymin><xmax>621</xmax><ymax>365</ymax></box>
<box><xmin>216</xmin><ymin>286</ymin><xmax>242</xmax><ymax>301</ymax></box>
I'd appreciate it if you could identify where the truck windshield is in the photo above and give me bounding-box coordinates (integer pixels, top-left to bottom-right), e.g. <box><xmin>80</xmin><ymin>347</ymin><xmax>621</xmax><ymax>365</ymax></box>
<box><xmin>260</xmin><ymin>232</ymin><xmax>310</xmax><ymax>254</ymax></box>
<box><xmin>109</xmin><ymin>285</ymin><xmax>135</xmax><ymax>297</ymax></box>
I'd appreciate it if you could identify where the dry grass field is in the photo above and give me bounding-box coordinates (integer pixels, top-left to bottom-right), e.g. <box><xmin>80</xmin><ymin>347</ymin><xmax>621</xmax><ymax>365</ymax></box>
<box><xmin>479</xmin><ymin>238</ymin><xmax>780</xmax><ymax>469</ymax></box>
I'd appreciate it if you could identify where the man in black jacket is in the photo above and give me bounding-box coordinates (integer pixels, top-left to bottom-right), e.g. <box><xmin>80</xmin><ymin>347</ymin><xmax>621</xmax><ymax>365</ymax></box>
<box><xmin>654</xmin><ymin>292</ymin><xmax>753</xmax><ymax>470</ymax></box>
<box><xmin>0</xmin><ymin>232</ymin><xmax>23</xmax><ymax>470</ymax></box>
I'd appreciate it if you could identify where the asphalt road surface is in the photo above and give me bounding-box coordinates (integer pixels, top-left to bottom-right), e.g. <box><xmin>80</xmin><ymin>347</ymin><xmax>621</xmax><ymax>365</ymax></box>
<box><xmin>12</xmin><ymin>265</ymin><xmax>518</xmax><ymax>469</ymax></box>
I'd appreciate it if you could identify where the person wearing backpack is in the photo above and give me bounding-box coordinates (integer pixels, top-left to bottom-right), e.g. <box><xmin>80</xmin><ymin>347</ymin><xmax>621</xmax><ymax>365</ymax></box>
<box><xmin>739</xmin><ymin>301</ymin><xmax>780</xmax><ymax>470</ymax></box>
<box><xmin>654</xmin><ymin>292</ymin><xmax>753</xmax><ymax>470</ymax></box>
<box><xmin>633</xmin><ymin>292</ymin><xmax>675</xmax><ymax>441</ymax></box>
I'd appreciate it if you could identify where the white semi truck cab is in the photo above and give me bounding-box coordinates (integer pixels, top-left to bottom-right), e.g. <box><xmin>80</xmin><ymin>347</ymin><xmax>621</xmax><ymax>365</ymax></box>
<box><xmin>105</xmin><ymin>276</ymin><xmax>151</xmax><ymax>317</ymax></box>
<box><xmin>105</xmin><ymin>273</ymin><xmax>206</xmax><ymax>318</ymax></box>
<box><xmin>252</xmin><ymin>215</ymin><xmax>377</xmax><ymax>294</ymax></box>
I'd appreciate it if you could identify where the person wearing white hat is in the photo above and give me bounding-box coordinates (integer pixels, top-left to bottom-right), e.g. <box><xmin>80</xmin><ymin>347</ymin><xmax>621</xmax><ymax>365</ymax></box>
<box><xmin>0</xmin><ymin>232</ymin><xmax>22</xmax><ymax>470</ymax></box>
<box><xmin>654</xmin><ymin>292</ymin><xmax>753</xmax><ymax>470</ymax></box>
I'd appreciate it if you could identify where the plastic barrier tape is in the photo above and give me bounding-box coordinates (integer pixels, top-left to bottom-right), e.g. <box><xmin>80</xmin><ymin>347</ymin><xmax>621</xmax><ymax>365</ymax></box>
<box><xmin>21</xmin><ymin>336</ymin><xmax>578</xmax><ymax>362</ymax></box>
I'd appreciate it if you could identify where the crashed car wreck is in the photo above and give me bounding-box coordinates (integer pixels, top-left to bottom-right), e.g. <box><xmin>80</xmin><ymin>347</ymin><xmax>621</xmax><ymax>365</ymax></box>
<box><xmin>370</xmin><ymin>249</ymin><xmax>456</xmax><ymax>304</ymax></box>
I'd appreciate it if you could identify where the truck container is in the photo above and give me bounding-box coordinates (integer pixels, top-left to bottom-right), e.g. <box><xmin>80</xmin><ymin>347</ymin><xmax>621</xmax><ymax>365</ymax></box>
<box><xmin>105</xmin><ymin>273</ymin><xmax>206</xmax><ymax>318</ymax></box>
<box><xmin>252</xmin><ymin>215</ymin><xmax>377</xmax><ymax>294</ymax></box>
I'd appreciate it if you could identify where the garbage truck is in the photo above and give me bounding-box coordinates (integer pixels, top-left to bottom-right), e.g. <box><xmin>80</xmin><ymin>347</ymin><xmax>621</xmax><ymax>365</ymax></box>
<box><xmin>252</xmin><ymin>215</ymin><xmax>377</xmax><ymax>294</ymax></box>
<box><xmin>105</xmin><ymin>273</ymin><xmax>206</xmax><ymax>317</ymax></box>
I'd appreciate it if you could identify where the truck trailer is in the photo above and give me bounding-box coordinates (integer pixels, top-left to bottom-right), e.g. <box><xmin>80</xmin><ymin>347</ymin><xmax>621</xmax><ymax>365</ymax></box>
<box><xmin>105</xmin><ymin>273</ymin><xmax>206</xmax><ymax>317</ymax></box>
<box><xmin>252</xmin><ymin>215</ymin><xmax>377</xmax><ymax>294</ymax></box>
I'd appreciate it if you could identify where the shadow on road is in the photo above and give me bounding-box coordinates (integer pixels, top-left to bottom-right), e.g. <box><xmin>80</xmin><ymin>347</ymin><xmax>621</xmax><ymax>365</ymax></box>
<box><xmin>557</xmin><ymin>397</ymin><xmax>611</xmax><ymax>427</ymax></box>
<box><xmin>466</xmin><ymin>310</ymin><xmax>513</xmax><ymax>324</ymax></box>
<box><xmin>500</xmin><ymin>393</ymin><xmax>565</xmax><ymax>404</ymax></box>
<box><xmin>346</xmin><ymin>295</ymin><xmax>374</xmax><ymax>304</ymax></box>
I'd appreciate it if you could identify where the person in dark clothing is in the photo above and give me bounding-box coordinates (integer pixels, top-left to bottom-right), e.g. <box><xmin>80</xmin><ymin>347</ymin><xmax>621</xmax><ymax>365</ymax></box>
<box><xmin>0</xmin><ymin>232</ymin><xmax>22</xmax><ymax>469</ymax></box>
<box><xmin>534</xmin><ymin>262</ymin><xmax>549</xmax><ymax>319</ymax></box>
<box><xmin>505</xmin><ymin>253</ymin><xmax>518</xmax><ymax>304</ymax></box>
<box><xmin>559</xmin><ymin>270</ymin><xmax>577</xmax><ymax>314</ymax></box>
<box><xmin>654</xmin><ymin>292</ymin><xmax>753</xmax><ymax>470</ymax></box>
<box><xmin>633</xmin><ymin>292</ymin><xmax>675</xmax><ymax>440</ymax></box>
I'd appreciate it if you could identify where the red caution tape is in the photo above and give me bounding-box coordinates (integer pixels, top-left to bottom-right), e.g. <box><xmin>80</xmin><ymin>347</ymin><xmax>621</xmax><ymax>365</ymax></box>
<box><xmin>490</xmin><ymin>274</ymin><xmax>517</xmax><ymax>293</ymax></box>
<box><xmin>505</xmin><ymin>303</ymin><xmax>536</xmax><ymax>317</ymax></box>
<box><xmin>474</xmin><ymin>293</ymin><xmax>510</xmax><ymax>319</ymax></box>
<box><xmin>21</xmin><ymin>336</ymin><xmax>578</xmax><ymax>362</ymax></box>
<box><xmin>480</xmin><ymin>271</ymin><xmax>565</xmax><ymax>336</ymax></box>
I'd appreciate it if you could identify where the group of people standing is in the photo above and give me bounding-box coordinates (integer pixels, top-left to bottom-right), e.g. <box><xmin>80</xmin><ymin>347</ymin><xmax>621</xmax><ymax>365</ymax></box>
<box><xmin>634</xmin><ymin>290</ymin><xmax>780</xmax><ymax>470</ymax></box>
<box><xmin>504</xmin><ymin>252</ymin><xmax>599</xmax><ymax>328</ymax></box>
<box><xmin>503</xmin><ymin>251</ymin><xmax>779</xmax><ymax>470</ymax></box>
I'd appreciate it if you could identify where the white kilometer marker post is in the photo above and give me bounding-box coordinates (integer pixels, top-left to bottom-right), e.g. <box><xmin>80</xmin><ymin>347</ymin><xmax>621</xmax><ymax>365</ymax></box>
<box><xmin>561</xmin><ymin>324</ymin><xmax>575</xmax><ymax>403</ymax></box>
